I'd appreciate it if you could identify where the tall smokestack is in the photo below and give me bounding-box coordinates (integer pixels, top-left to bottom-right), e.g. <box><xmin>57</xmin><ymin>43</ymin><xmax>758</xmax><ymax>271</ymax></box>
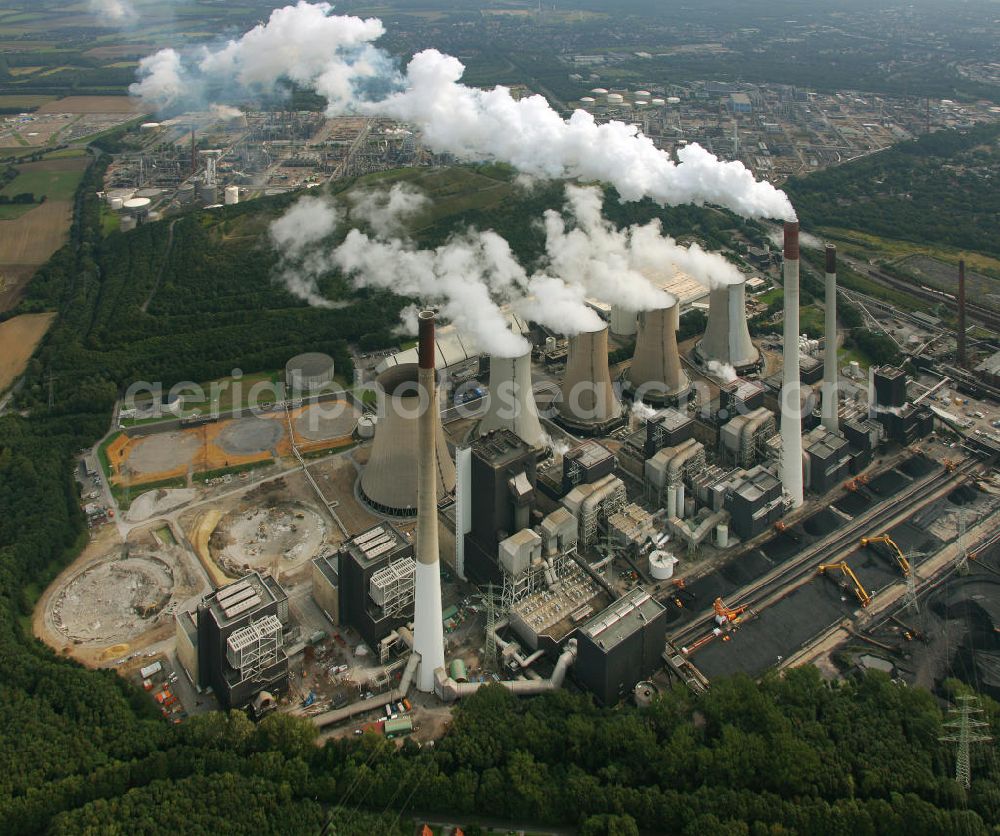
<box><xmin>780</xmin><ymin>222</ymin><xmax>804</xmax><ymax>507</ymax></box>
<box><xmin>557</xmin><ymin>325</ymin><xmax>623</xmax><ymax>434</ymax></box>
<box><xmin>477</xmin><ymin>350</ymin><xmax>545</xmax><ymax>448</ymax></box>
<box><xmin>628</xmin><ymin>300</ymin><xmax>689</xmax><ymax>405</ymax></box>
<box><xmin>413</xmin><ymin>310</ymin><xmax>446</xmax><ymax>692</ymax></box>
<box><xmin>821</xmin><ymin>244</ymin><xmax>839</xmax><ymax>433</ymax></box>
<box><xmin>695</xmin><ymin>278</ymin><xmax>759</xmax><ymax>372</ymax></box>
<box><xmin>957</xmin><ymin>259</ymin><xmax>967</xmax><ymax>368</ymax></box>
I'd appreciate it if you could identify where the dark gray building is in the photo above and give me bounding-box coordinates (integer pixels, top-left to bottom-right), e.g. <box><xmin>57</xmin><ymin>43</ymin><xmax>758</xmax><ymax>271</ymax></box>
<box><xmin>804</xmin><ymin>428</ymin><xmax>853</xmax><ymax>494</ymax></box>
<box><xmin>724</xmin><ymin>465</ymin><xmax>785</xmax><ymax>540</ymax></box>
<box><xmin>337</xmin><ymin>523</ymin><xmax>415</xmax><ymax>650</ymax></box>
<box><xmin>873</xmin><ymin>365</ymin><xmax>907</xmax><ymax>410</ymax></box>
<box><xmin>574</xmin><ymin>589</ymin><xmax>668</xmax><ymax>706</ymax></box>
<box><xmin>196</xmin><ymin>572</ymin><xmax>289</xmax><ymax>711</ymax></box>
<box><xmin>562</xmin><ymin>439</ymin><xmax>616</xmax><ymax>492</ymax></box>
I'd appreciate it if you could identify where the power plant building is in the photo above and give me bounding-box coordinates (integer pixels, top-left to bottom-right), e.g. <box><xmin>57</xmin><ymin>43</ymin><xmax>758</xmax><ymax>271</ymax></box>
<box><xmin>722</xmin><ymin>465</ymin><xmax>785</xmax><ymax>540</ymax></box>
<box><xmin>336</xmin><ymin>523</ymin><xmax>415</xmax><ymax>650</ymax></box>
<box><xmin>192</xmin><ymin>572</ymin><xmax>290</xmax><ymax>711</ymax></box>
<box><xmin>574</xmin><ymin>589</ymin><xmax>668</xmax><ymax>706</ymax></box>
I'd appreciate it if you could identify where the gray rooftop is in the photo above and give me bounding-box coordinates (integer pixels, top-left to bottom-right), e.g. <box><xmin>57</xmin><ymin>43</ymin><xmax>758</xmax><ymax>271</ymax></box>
<box><xmin>581</xmin><ymin>588</ymin><xmax>665</xmax><ymax>651</ymax></box>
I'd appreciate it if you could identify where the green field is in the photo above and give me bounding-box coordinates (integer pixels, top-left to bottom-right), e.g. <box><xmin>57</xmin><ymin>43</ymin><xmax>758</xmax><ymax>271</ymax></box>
<box><xmin>0</xmin><ymin>202</ymin><xmax>36</xmax><ymax>219</ymax></box>
<box><xmin>0</xmin><ymin>163</ymin><xmax>86</xmax><ymax>201</ymax></box>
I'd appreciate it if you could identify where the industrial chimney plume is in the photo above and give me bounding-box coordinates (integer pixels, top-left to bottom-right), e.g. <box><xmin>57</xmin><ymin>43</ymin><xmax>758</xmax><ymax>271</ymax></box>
<box><xmin>413</xmin><ymin>310</ymin><xmax>446</xmax><ymax>692</ymax></box>
<box><xmin>821</xmin><ymin>244</ymin><xmax>839</xmax><ymax>433</ymax></box>
<box><xmin>779</xmin><ymin>222</ymin><xmax>804</xmax><ymax>507</ymax></box>
<box><xmin>957</xmin><ymin>259</ymin><xmax>967</xmax><ymax>368</ymax></box>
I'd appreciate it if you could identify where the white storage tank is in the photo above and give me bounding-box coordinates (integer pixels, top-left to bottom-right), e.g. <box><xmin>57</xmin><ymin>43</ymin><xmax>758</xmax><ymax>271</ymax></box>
<box><xmin>634</xmin><ymin>90</ymin><xmax>651</xmax><ymax>97</ymax></box>
<box><xmin>591</xmin><ymin>87</ymin><xmax>609</xmax><ymax>94</ymax></box>
<box><xmin>224</xmin><ymin>185</ymin><xmax>240</xmax><ymax>205</ymax></box>
<box><xmin>580</xmin><ymin>96</ymin><xmax>596</xmax><ymax>104</ymax></box>
<box><xmin>607</xmin><ymin>93</ymin><xmax>624</xmax><ymax>104</ymax></box>
<box><xmin>357</xmin><ymin>414</ymin><xmax>377</xmax><ymax>439</ymax></box>
<box><xmin>716</xmin><ymin>523</ymin><xmax>729</xmax><ymax>548</ymax></box>
<box><xmin>110</xmin><ymin>197</ymin><xmax>124</xmax><ymax>211</ymax></box>
<box><xmin>648</xmin><ymin>550</ymin><xmax>678</xmax><ymax>580</ymax></box>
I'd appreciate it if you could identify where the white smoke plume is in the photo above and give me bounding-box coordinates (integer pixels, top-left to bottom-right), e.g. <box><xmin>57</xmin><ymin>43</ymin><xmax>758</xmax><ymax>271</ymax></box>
<box><xmin>348</xmin><ymin>182</ymin><xmax>429</xmax><ymax>237</ymax></box>
<box><xmin>631</xmin><ymin>400</ymin><xmax>658</xmax><ymax>420</ymax></box>
<box><xmin>90</xmin><ymin>0</ymin><xmax>136</xmax><ymax>23</ymax></box>
<box><xmin>268</xmin><ymin>187</ymin><xmax>603</xmax><ymax>354</ymax></box>
<box><xmin>209</xmin><ymin>104</ymin><xmax>244</xmax><ymax>121</ymax></box>
<box><xmin>542</xmin><ymin>185</ymin><xmax>744</xmax><ymax>306</ymax></box>
<box><xmin>131</xmin><ymin>49</ymin><xmax>186</xmax><ymax>107</ymax></box>
<box><xmin>130</xmin><ymin>2</ymin><xmax>794</xmax><ymax>221</ymax></box>
<box><xmin>706</xmin><ymin>360</ymin><xmax>738</xmax><ymax>383</ymax></box>
<box><xmin>768</xmin><ymin>228</ymin><xmax>822</xmax><ymax>251</ymax></box>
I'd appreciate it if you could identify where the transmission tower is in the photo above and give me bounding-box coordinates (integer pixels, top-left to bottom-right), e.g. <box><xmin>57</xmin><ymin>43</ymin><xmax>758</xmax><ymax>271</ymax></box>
<box><xmin>940</xmin><ymin>695</ymin><xmax>992</xmax><ymax>789</ymax></box>
<box><xmin>483</xmin><ymin>582</ymin><xmax>499</xmax><ymax>671</ymax></box>
<box><xmin>904</xmin><ymin>570</ymin><xmax>920</xmax><ymax>615</ymax></box>
<box><xmin>957</xmin><ymin>508</ymin><xmax>970</xmax><ymax>575</ymax></box>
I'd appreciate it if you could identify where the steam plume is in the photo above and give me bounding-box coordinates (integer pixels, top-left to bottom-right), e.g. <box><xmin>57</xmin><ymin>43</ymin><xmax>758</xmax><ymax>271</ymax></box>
<box><xmin>91</xmin><ymin>0</ymin><xmax>136</xmax><ymax>23</ymax></box>
<box><xmin>130</xmin><ymin>2</ymin><xmax>794</xmax><ymax>221</ymax></box>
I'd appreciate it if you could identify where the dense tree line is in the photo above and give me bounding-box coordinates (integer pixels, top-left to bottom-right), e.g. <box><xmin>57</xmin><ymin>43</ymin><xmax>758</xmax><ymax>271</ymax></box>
<box><xmin>785</xmin><ymin>124</ymin><xmax>1000</xmax><ymax>259</ymax></box>
<box><xmin>0</xmin><ymin>158</ymin><xmax>997</xmax><ymax>832</ymax></box>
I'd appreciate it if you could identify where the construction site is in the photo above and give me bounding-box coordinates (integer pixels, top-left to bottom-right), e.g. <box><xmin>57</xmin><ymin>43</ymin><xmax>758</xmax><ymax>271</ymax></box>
<box><xmin>34</xmin><ymin>222</ymin><xmax>999</xmax><ymax>741</ymax></box>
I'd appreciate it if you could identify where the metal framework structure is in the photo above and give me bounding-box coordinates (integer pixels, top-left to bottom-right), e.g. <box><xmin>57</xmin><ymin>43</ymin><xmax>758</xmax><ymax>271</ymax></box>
<box><xmin>501</xmin><ymin>549</ymin><xmax>573</xmax><ymax>611</ymax></box>
<box><xmin>369</xmin><ymin>557</ymin><xmax>416</xmax><ymax>618</ymax></box>
<box><xmin>225</xmin><ymin>614</ymin><xmax>283</xmax><ymax>685</ymax></box>
<box><xmin>940</xmin><ymin>696</ymin><xmax>992</xmax><ymax>789</ymax></box>
<box><xmin>483</xmin><ymin>583</ymin><xmax>499</xmax><ymax>671</ymax></box>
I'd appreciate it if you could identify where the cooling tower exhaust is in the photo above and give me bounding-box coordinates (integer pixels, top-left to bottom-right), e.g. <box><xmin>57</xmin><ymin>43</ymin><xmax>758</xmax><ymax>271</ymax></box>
<box><xmin>779</xmin><ymin>222</ymin><xmax>804</xmax><ymax>508</ymax></box>
<box><xmin>477</xmin><ymin>350</ymin><xmax>545</xmax><ymax>449</ymax></box>
<box><xmin>556</xmin><ymin>325</ymin><xmax>624</xmax><ymax>435</ymax></box>
<box><xmin>360</xmin><ymin>363</ymin><xmax>456</xmax><ymax>516</ymax></box>
<box><xmin>821</xmin><ymin>244</ymin><xmax>839</xmax><ymax>433</ymax></box>
<box><xmin>628</xmin><ymin>300</ymin><xmax>690</xmax><ymax>405</ymax></box>
<box><xmin>413</xmin><ymin>310</ymin><xmax>446</xmax><ymax>693</ymax></box>
<box><xmin>695</xmin><ymin>278</ymin><xmax>760</xmax><ymax>373</ymax></box>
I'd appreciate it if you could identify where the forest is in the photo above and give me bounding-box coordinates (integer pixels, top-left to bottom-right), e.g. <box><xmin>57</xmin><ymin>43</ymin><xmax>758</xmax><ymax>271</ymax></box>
<box><xmin>785</xmin><ymin>124</ymin><xmax>1000</xmax><ymax>261</ymax></box>
<box><xmin>0</xmin><ymin>153</ymin><xmax>997</xmax><ymax>832</ymax></box>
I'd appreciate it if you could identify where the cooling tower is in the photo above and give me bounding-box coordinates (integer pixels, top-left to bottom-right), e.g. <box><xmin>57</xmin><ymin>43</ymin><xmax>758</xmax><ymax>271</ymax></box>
<box><xmin>821</xmin><ymin>245</ymin><xmax>839</xmax><ymax>433</ymax></box>
<box><xmin>477</xmin><ymin>350</ymin><xmax>545</xmax><ymax>449</ymax></box>
<box><xmin>556</xmin><ymin>325</ymin><xmax>624</xmax><ymax>434</ymax></box>
<box><xmin>628</xmin><ymin>300</ymin><xmax>690</xmax><ymax>405</ymax></box>
<box><xmin>779</xmin><ymin>222</ymin><xmax>805</xmax><ymax>507</ymax></box>
<box><xmin>360</xmin><ymin>362</ymin><xmax>456</xmax><ymax>515</ymax></box>
<box><xmin>413</xmin><ymin>311</ymin><xmax>446</xmax><ymax>693</ymax></box>
<box><xmin>610</xmin><ymin>304</ymin><xmax>638</xmax><ymax>337</ymax></box>
<box><xmin>695</xmin><ymin>279</ymin><xmax>759</xmax><ymax>372</ymax></box>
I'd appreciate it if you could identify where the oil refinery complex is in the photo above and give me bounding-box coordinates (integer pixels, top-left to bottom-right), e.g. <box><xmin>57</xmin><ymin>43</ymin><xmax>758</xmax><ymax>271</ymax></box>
<box><xmin>41</xmin><ymin>217</ymin><xmax>1000</xmax><ymax>738</ymax></box>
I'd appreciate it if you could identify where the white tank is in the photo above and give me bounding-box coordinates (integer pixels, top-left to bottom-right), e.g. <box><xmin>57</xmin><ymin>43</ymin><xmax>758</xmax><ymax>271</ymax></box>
<box><xmin>110</xmin><ymin>197</ymin><xmax>124</xmax><ymax>211</ymax></box>
<box><xmin>357</xmin><ymin>414</ymin><xmax>376</xmax><ymax>439</ymax></box>
<box><xmin>666</xmin><ymin>485</ymin><xmax>677</xmax><ymax>519</ymax></box>
<box><xmin>651</xmin><ymin>98</ymin><xmax>666</xmax><ymax>105</ymax></box>
<box><xmin>224</xmin><ymin>185</ymin><xmax>240</xmax><ymax>205</ymax></box>
<box><xmin>634</xmin><ymin>680</ymin><xmax>658</xmax><ymax>707</ymax></box>
<box><xmin>635</xmin><ymin>90</ymin><xmax>651</xmax><ymax>97</ymax></box>
<box><xmin>667</xmin><ymin>96</ymin><xmax>681</xmax><ymax>104</ymax></box>
<box><xmin>580</xmin><ymin>97</ymin><xmax>596</xmax><ymax>104</ymax></box>
<box><xmin>607</xmin><ymin>93</ymin><xmax>625</xmax><ymax>104</ymax></box>
<box><xmin>610</xmin><ymin>304</ymin><xmax>637</xmax><ymax>337</ymax></box>
<box><xmin>716</xmin><ymin>524</ymin><xmax>729</xmax><ymax>548</ymax></box>
<box><xmin>123</xmin><ymin>197</ymin><xmax>151</xmax><ymax>211</ymax></box>
<box><xmin>634</xmin><ymin>100</ymin><xmax>649</xmax><ymax>107</ymax></box>
<box><xmin>648</xmin><ymin>550</ymin><xmax>678</xmax><ymax>580</ymax></box>
<box><xmin>591</xmin><ymin>87</ymin><xmax>609</xmax><ymax>94</ymax></box>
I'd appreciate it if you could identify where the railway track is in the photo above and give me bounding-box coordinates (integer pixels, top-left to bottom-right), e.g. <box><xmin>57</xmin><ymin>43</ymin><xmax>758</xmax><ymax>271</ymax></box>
<box><xmin>669</xmin><ymin>456</ymin><xmax>983</xmax><ymax>650</ymax></box>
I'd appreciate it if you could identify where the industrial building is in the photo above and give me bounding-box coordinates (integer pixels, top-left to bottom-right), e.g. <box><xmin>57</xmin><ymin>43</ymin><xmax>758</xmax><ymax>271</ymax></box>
<box><xmin>284</xmin><ymin>352</ymin><xmax>336</xmax><ymax>394</ymax></box>
<box><xmin>179</xmin><ymin>572</ymin><xmax>290</xmax><ymax>712</ymax></box>
<box><xmin>574</xmin><ymin>589</ymin><xmax>668</xmax><ymax>706</ymax></box>
<box><xmin>335</xmin><ymin>523</ymin><xmax>415</xmax><ymax>651</ymax></box>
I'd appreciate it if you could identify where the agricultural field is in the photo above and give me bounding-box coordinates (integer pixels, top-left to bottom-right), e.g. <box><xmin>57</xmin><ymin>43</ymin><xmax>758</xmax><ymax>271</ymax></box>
<box><xmin>35</xmin><ymin>96</ymin><xmax>142</xmax><ymax>114</ymax></box>
<box><xmin>0</xmin><ymin>311</ymin><xmax>55</xmax><ymax>392</ymax></box>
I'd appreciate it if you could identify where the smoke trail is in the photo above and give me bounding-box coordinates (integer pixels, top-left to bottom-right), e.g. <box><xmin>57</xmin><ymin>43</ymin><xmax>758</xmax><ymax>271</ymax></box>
<box><xmin>348</xmin><ymin>182</ymin><xmax>429</xmax><ymax>237</ymax></box>
<box><xmin>706</xmin><ymin>360</ymin><xmax>738</xmax><ymax>383</ymax></box>
<box><xmin>268</xmin><ymin>195</ymin><xmax>341</xmax><ymax>306</ymax></box>
<box><xmin>90</xmin><ymin>0</ymin><xmax>136</xmax><ymax>23</ymax></box>
<box><xmin>130</xmin><ymin>2</ymin><xmax>795</xmax><ymax>221</ymax></box>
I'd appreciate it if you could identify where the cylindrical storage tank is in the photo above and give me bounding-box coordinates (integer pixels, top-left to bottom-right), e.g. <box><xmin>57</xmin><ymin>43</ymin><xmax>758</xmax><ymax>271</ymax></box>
<box><xmin>199</xmin><ymin>184</ymin><xmax>218</xmax><ymax>206</ymax></box>
<box><xmin>675</xmin><ymin>483</ymin><xmax>685</xmax><ymax>518</ymax></box>
<box><xmin>651</xmin><ymin>98</ymin><xmax>666</xmax><ymax>105</ymax></box>
<box><xmin>580</xmin><ymin>97</ymin><xmax>596</xmax><ymax>104</ymax></box>
<box><xmin>666</xmin><ymin>485</ymin><xmax>677</xmax><ymax>519</ymax></box>
<box><xmin>449</xmin><ymin>659</ymin><xmax>468</xmax><ymax>683</ymax></box>
<box><xmin>607</xmin><ymin>93</ymin><xmax>624</xmax><ymax>104</ymax></box>
<box><xmin>110</xmin><ymin>197</ymin><xmax>124</xmax><ymax>211</ymax></box>
<box><xmin>635</xmin><ymin>90</ymin><xmax>651</xmax><ymax>97</ymax></box>
<box><xmin>610</xmin><ymin>304</ymin><xmax>637</xmax><ymax>337</ymax></box>
<box><xmin>224</xmin><ymin>185</ymin><xmax>240</xmax><ymax>205</ymax></box>
<box><xmin>544</xmin><ymin>336</ymin><xmax>557</xmax><ymax>351</ymax></box>
<box><xmin>360</xmin><ymin>363</ymin><xmax>456</xmax><ymax>515</ymax></box>
<box><xmin>591</xmin><ymin>87</ymin><xmax>609</xmax><ymax>94</ymax></box>
<box><xmin>178</xmin><ymin>183</ymin><xmax>196</xmax><ymax>205</ymax></box>
<box><xmin>557</xmin><ymin>326</ymin><xmax>623</xmax><ymax>434</ymax></box>
<box><xmin>123</xmin><ymin>197</ymin><xmax>151</xmax><ymax>213</ymax></box>
<box><xmin>139</xmin><ymin>122</ymin><xmax>160</xmax><ymax>132</ymax></box>
<box><xmin>285</xmin><ymin>352</ymin><xmax>335</xmax><ymax>394</ymax></box>
<box><xmin>119</xmin><ymin>215</ymin><xmax>137</xmax><ymax>232</ymax></box>
<box><xmin>716</xmin><ymin>523</ymin><xmax>729</xmax><ymax>548</ymax></box>
<box><xmin>648</xmin><ymin>550</ymin><xmax>678</xmax><ymax>580</ymax></box>
<box><xmin>634</xmin><ymin>680</ymin><xmax>658</xmax><ymax>707</ymax></box>
<box><xmin>667</xmin><ymin>96</ymin><xmax>681</xmax><ymax>104</ymax></box>
<box><xmin>356</xmin><ymin>414</ymin><xmax>376</xmax><ymax>439</ymax></box>
<box><xmin>634</xmin><ymin>100</ymin><xmax>649</xmax><ymax>107</ymax></box>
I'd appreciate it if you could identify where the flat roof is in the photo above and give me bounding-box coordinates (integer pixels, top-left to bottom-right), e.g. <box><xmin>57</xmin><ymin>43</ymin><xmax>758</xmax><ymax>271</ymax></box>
<box><xmin>472</xmin><ymin>428</ymin><xmax>531</xmax><ymax>467</ymax></box>
<box><xmin>345</xmin><ymin>522</ymin><xmax>409</xmax><ymax>568</ymax></box>
<box><xmin>581</xmin><ymin>588</ymin><xmax>665</xmax><ymax>651</ymax></box>
<box><xmin>204</xmin><ymin>572</ymin><xmax>284</xmax><ymax>628</ymax></box>
<box><xmin>975</xmin><ymin>349</ymin><xmax>1000</xmax><ymax>376</ymax></box>
<box><xmin>651</xmin><ymin>407</ymin><xmax>691</xmax><ymax>432</ymax></box>
<box><xmin>312</xmin><ymin>553</ymin><xmax>339</xmax><ymax>586</ymax></box>
<box><xmin>567</xmin><ymin>440</ymin><xmax>614</xmax><ymax>469</ymax></box>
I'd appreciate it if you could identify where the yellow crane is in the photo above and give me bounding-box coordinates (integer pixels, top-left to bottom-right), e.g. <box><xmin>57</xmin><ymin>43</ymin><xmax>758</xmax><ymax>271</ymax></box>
<box><xmin>818</xmin><ymin>562</ymin><xmax>872</xmax><ymax>608</ymax></box>
<box><xmin>713</xmin><ymin>596</ymin><xmax>749</xmax><ymax>624</ymax></box>
<box><xmin>860</xmin><ymin>534</ymin><xmax>911</xmax><ymax>577</ymax></box>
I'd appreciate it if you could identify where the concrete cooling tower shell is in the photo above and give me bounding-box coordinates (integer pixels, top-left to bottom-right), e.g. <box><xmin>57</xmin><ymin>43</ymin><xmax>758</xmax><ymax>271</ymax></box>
<box><xmin>360</xmin><ymin>363</ymin><xmax>456</xmax><ymax>515</ymax></box>
<box><xmin>695</xmin><ymin>280</ymin><xmax>760</xmax><ymax>373</ymax></box>
<box><xmin>628</xmin><ymin>302</ymin><xmax>689</xmax><ymax>405</ymax></box>
<box><xmin>476</xmin><ymin>351</ymin><xmax>545</xmax><ymax>449</ymax></box>
<box><xmin>557</xmin><ymin>326</ymin><xmax>624</xmax><ymax>434</ymax></box>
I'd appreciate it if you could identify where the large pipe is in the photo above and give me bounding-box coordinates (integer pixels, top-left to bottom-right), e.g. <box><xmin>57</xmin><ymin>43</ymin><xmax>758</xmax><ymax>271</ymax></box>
<box><xmin>822</xmin><ymin>245</ymin><xmax>839</xmax><ymax>433</ymax></box>
<box><xmin>957</xmin><ymin>258</ymin><xmax>966</xmax><ymax>368</ymax></box>
<box><xmin>413</xmin><ymin>310</ymin><xmax>446</xmax><ymax>693</ymax></box>
<box><xmin>436</xmin><ymin>640</ymin><xmax>578</xmax><ymax>700</ymax></box>
<box><xmin>780</xmin><ymin>222</ymin><xmax>804</xmax><ymax>507</ymax></box>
